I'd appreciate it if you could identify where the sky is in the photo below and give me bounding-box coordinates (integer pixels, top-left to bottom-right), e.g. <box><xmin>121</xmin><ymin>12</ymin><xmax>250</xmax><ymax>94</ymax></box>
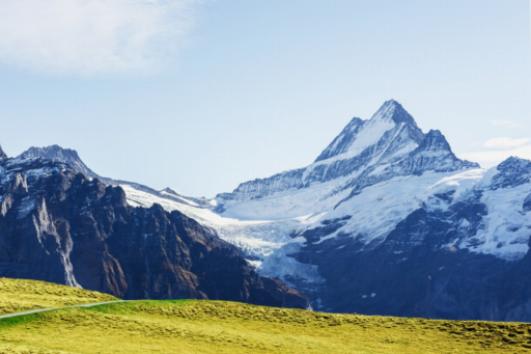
<box><xmin>0</xmin><ymin>0</ymin><xmax>530</xmax><ymax>197</ymax></box>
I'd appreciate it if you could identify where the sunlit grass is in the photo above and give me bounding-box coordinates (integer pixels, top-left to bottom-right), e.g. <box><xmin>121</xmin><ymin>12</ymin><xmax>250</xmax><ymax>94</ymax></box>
<box><xmin>1</xmin><ymin>297</ymin><xmax>530</xmax><ymax>354</ymax></box>
<box><xmin>0</xmin><ymin>277</ymin><xmax>116</xmax><ymax>315</ymax></box>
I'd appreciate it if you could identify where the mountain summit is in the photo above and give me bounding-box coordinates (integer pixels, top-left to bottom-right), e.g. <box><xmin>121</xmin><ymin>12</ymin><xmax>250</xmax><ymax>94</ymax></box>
<box><xmin>315</xmin><ymin>100</ymin><xmax>423</xmax><ymax>163</ymax></box>
<box><xmin>222</xmin><ymin>100</ymin><xmax>476</xmax><ymax>203</ymax></box>
<box><xmin>18</xmin><ymin>145</ymin><xmax>97</xmax><ymax>177</ymax></box>
<box><xmin>369</xmin><ymin>99</ymin><xmax>419</xmax><ymax>126</ymax></box>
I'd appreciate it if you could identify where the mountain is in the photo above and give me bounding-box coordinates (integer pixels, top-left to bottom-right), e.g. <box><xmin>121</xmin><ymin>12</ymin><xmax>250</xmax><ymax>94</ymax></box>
<box><xmin>18</xmin><ymin>145</ymin><xmax>97</xmax><ymax>178</ymax></box>
<box><xmin>218</xmin><ymin>100</ymin><xmax>477</xmax><ymax>207</ymax></box>
<box><xmin>208</xmin><ymin>101</ymin><xmax>530</xmax><ymax>320</ymax></box>
<box><xmin>4</xmin><ymin>100</ymin><xmax>531</xmax><ymax>321</ymax></box>
<box><xmin>294</xmin><ymin>158</ymin><xmax>531</xmax><ymax>319</ymax></box>
<box><xmin>15</xmin><ymin>144</ymin><xmax>210</xmax><ymax>208</ymax></box>
<box><xmin>0</xmin><ymin>155</ymin><xmax>307</xmax><ymax>308</ymax></box>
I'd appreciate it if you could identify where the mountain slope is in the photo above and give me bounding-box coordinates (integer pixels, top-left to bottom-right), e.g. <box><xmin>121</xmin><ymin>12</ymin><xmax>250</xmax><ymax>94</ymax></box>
<box><xmin>0</xmin><ymin>156</ymin><xmax>307</xmax><ymax>308</ymax></box>
<box><xmin>210</xmin><ymin>100</ymin><xmax>531</xmax><ymax>320</ymax></box>
<box><xmin>0</xmin><ymin>277</ymin><xmax>116</xmax><ymax>315</ymax></box>
<box><xmin>296</xmin><ymin>160</ymin><xmax>531</xmax><ymax>319</ymax></box>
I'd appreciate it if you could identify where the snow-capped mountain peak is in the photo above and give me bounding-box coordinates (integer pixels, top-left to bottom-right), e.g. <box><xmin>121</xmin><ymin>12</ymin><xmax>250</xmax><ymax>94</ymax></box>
<box><xmin>220</xmin><ymin>100</ymin><xmax>476</xmax><ymax>205</ymax></box>
<box><xmin>17</xmin><ymin>145</ymin><xmax>96</xmax><ymax>177</ymax></box>
<box><xmin>371</xmin><ymin>99</ymin><xmax>418</xmax><ymax>126</ymax></box>
<box><xmin>315</xmin><ymin>100</ymin><xmax>423</xmax><ymax>164</ymax></box>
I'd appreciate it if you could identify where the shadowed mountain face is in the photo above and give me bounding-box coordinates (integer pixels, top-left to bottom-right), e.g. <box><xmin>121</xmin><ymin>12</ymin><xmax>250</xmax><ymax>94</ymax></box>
<box><xmin>295</xmin><ymin>184</ymin><xmax>531</xmax><ymax>321</ymax></box>
<box><xmin>0</xmin><ymin>157</ymin><xmax>307</xmax><ymax>308</ymax></box>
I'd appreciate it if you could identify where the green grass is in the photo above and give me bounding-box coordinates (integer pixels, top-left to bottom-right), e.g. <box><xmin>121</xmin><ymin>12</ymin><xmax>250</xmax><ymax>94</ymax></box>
<box><xmin>0</xmin><ymin>279</ymin><xmax>530</xmax><ymax>353</ymax></box>
<box><xmin>0</xmin><ymin>277</ymin><xmax>116</xmax><ymax>315</ymax></box>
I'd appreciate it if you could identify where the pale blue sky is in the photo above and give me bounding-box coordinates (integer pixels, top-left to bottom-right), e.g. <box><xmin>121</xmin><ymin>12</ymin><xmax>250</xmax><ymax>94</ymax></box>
<box><xmin>0</xmin><ymin>0</ymin><xmax>530</xmax><ymax>196</ymax></box>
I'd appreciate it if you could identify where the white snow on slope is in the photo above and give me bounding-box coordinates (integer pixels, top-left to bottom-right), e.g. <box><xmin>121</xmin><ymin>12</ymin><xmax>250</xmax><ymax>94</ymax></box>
<box><xmin>427</xmin><ymin>168</ymin><xmax>486</xmax><ymax>204</ymax></box>
<box><xmin>422</xmin><ymin>168</ymin><xmax>531</xmax><ymax>260</ymax></box>
<box><xmin>122</xmin><ymin>161</ymin><xmax>531</xmax><ymax>286</ymax></box>
<box><xmin>123</xmin><ymin>184</ymin><xmax>241</xmax><ymax>227</ymax></box>
<box><xmin>122</xmin><ymin>172</ymin><xmax>458</xmax><ymax>269</ymax></box>
<box><xmin>463</xmin><ymin>181</ymin><xmax>531</xmax><ymax>260</ymax></box>
<box><xmin>312</xmin><ymin>172</ymin><xmax>454</xmax><ymax>245</ymax></box>
<box><xmin>221</xmin><ymin>175</ymin><xmax>353</xmax><ymax>220</ymax></box>
<box><xmin>315</xmin><ymin>114</ymin><xmax>395</xmax><ymax>166</ymax></box>
<box><xmin>121</xmin><ymin>183</ymin><xmax>321</xmax><ymax>283</ymax></box>
<box><xmin>159</xmin><ymin>189</ymin><xmax>200</xmax><ymax>207</ymax></box>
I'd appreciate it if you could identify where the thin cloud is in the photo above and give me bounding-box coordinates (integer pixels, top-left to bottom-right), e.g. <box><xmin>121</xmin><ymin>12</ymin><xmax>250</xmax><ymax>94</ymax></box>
<box><xmin>0</xmin><ymin>0</ymin><xmax>197</xmax><ymax>75</ymax></box>
<box><xmin>483</xmin><ymin>137</ymin><xmax>531</xmax><ymax>150</ymax></box>
<box><xmin>462</xmin><ymin>137</ymin><xmax>531</xmax><ymax>168</ymax></box>
<box><xmin>490</xmin><ymin>120</ymin><xmax>520</xmax><ymax>129</ymax></box>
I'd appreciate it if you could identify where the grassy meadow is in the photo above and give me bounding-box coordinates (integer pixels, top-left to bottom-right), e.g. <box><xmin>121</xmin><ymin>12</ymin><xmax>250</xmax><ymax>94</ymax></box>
<box><xmin>0</xmin><ymin>278</ymin><xmax>530</xmax><ymax>353</ymax></box>
<box><xmin>0</xmin><ymin>277</ymin><xmax>116</xmax><ymax>315</ymax></box>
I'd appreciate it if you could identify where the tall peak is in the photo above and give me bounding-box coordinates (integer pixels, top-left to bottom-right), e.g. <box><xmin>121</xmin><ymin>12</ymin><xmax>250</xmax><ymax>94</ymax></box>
<box><xmin>370</xmin><ymin>99</ymin><xmax>418</xmax><ymax>127</ymax></box>
<box><xmin>315</xmin><ymin>101</ymin><xmax>422</xmax><ymax>163</ymax></box>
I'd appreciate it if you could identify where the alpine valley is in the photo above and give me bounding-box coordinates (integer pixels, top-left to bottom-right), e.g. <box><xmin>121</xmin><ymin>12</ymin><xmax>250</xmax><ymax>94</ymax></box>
<box><xmin>2</xmin><ymin>100</ymin><xmax>531</xmax><ymax>321</ymax></box>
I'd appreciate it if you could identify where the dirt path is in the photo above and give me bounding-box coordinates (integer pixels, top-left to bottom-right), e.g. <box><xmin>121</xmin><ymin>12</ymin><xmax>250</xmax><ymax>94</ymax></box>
<box><xmin>0</xmin><ymin>300</ymin><xmax>124</xmax><ymax>320</ymax></box>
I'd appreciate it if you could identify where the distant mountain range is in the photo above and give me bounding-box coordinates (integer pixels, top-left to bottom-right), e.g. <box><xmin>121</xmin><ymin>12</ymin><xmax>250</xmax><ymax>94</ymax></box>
<box><xmin>2</xmin><ymin>100</ymin><xmax>530</xmax><ymax>321</ymax></box>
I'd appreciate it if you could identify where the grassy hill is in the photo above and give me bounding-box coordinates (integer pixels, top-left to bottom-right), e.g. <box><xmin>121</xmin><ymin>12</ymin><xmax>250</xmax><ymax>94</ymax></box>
<box><xmin>0</xmin><ymin>277</ymin><xmax>116</xmax><ymax>315</ymax></box>
<box><xmin>0</xmin><ymin>278</ymin><xmax>530</xmax><ymax>354</ymax></box>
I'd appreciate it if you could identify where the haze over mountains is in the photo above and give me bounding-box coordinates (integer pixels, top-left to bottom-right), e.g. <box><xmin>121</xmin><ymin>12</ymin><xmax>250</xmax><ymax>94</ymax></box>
<box><xmin>1</xmin><ymin>100</ymin><xmax>530</xmax><ymax>321</ymax></box>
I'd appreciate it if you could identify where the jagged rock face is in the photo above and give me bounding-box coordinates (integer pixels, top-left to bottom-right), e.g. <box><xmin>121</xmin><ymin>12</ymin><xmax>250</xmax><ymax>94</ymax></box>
<box><xmin>0</xmin><ymin>158</ymin><xmax>307</xmax><ymax>308</ymax></box>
